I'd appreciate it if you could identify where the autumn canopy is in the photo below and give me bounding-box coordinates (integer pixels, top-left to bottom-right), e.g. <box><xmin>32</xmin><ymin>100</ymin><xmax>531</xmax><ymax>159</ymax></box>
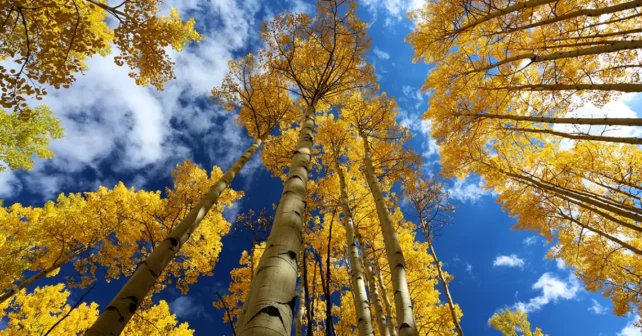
<box><xmin>1</xmin><ymin>0</ymin><xmax>641</xmax><ymax>335</ymax></box>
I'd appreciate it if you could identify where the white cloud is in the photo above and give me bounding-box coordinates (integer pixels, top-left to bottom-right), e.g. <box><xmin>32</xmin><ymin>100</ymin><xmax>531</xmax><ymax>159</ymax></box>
<box><xmin>555</xmin><ymin>258</ymin><xmax>566</xmax><ymax>270</ymax></box>
<box><xmin>523</xmin><ymin>236</ymin><xmax>538</xmax><ymax>246</ymax></box>
<box><xmin>396</xmin><ymin>115</ymin><xmax>440</xmax><ymax>164</ymax></box>
<box><xmin>373</xmin><ymin>47</ymin><xmax>391</xmax><ymax>60</ymax></box>
<box><xmin>588</xmin><ymin>299</ymin><xmax>608</xmax><ymax>315</ymax></box>
<box><xmin>493</xmin><ymin>255</ymin><xmax>526</xmax><ymax>268</ymax></box>
<box><xmin>515</xmin><ymin>272</ymin><xmax>581</xmax><ymax>312</ymax></box>
<box><xmin>361</xmin><ymin>0</ymin><xmax>425</xmax><ymax>23</ymax></box>
<box><xmin>618</xmin><ymin>315</ymin><xmax>642</xmax><ymax>336</ymax></box>
<box><xmin>447</xmin><ymin>175</ymin><xmax>491</xmax><ymax>203</ymax></box>
<box><xmin>5</xmin><ymin>0</ymin><xmax>268</xmax><ymax>201</ymax></box>
<box><xmin>169</xmin><ymin>296</ymin><xmax>208</xmax><ymax>319</ymax></box>
<box><xmin>0</xmin><ymin>170</ymin><xmax>21</xmax><ymax>199</ymax></box>
<box><xmin>465</xmin><ymin>263</ymin><xmax>473</xmax><ymax>273</ymax></box>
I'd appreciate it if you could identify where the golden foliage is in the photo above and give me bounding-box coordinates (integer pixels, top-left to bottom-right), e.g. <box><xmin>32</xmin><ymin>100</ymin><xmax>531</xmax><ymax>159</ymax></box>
<box><xmin>0</xmin><ymin>159</ymin><xmax>241</xmax><ymax>297</ymax></box>
<box><xmin>489</xmin><ymin>308</ymin><xmax>547</xmax><ymax>336</ymax></box>
<box><xmin>0</xmin><ymin>0</ymin><xmax>202</xmax><ymax>109</ymax></box>
<box><xmin>0</xmin><ymin>105</ymin><xmax>63</xmax><ymax>171</ymax></box>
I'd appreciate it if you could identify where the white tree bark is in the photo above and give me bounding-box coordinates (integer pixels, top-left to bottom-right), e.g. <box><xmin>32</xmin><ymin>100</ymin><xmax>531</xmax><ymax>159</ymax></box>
<box><xmin>336</xmin><ymin>162</ymin><xmax>374</xmax><ymax>336</ymax></box>
<box><xmin>296</xmin><ymin>279</ymin><xmax>305</xmax><ymax>336</ymax></box>
<box><xmin>360</xmin><ymin>134</ymin><xmax>418</xmax><ymax>336</ymax></box>
<box><xmin>87</xmin><ymin>139</ymin><xmax>262</xmax><ymax>336</ymax></box>
<box><xmin>363</xmin><ymin>246</ymin><xmax>391</xmax><ymax>336</ymax></box>
<box><xmin>375</xmin><ymin>257</ymin><xmax>398</xmax><ymax>336</ymax></box>
<box><xmin>238</xmin><ymin>107</ymin><xmax>316</xmax><ymax>336</ymax></box>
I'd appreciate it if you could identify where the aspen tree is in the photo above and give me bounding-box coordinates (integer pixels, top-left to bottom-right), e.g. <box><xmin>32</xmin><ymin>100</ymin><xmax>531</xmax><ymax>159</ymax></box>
<box><xmin>408</xmin><ymin>0</ymin><xmax>642</xmax><ymax>319</ymax></box>
<box><xmin>0</xmin><ymin>284</ymin><xmax>193</xmax><ymax>335</ymax></box>
<box><xmin>362</xmin><ymin>245</ymin><xmax>391</xmax><ymax>336</ymax></box>
<box><xmin>454</xmin><ymin>138</ymin><xmax>642</xmax><ymax>317</ymax></box>
<box><xmin>238</xmin><ymin>0</ymin><xmax>374</xmax><ymax>334</ymax></box>
<box><xmin>403</xmin><ymin>174</ymin><xmax>463</xmax><ymax>336</ymax></box>
<box><xmin>342</xmin><ymin>92</ymin><xmax>419</xmax><ymax>336</ymax></box>
<box><xmin>87</xmin><ymin>51</ymin><xmax>295</xmax><ymax>335</ymax></box>
<box><xmin>0</xmin><ymin>160</ymin><xmax>241</xmax><ymax>305</ymax></box>
<box><xmin>358</xmin><ymin>207</ymin><xmax>459</xmax><ymax>335</ymax></box>
<box><xmin>317</xmin><ymin>115</ymin><xmax>374</xmax><ymax>336</ymax></box>
<box><xmin>408</xmin><ymin>0</ymin><xmax>642</xmax><ymax>147</ymax></box>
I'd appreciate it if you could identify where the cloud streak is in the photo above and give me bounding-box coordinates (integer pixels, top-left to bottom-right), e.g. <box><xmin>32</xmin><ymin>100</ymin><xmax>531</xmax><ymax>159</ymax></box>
<box><xmin>493</xmin><ymin>255</ymin><xmax>526</xmax><ymax>268</ymax></box>
<box><xmin>515</xmin><ymin>272</ymin><xmax>580</xmax><ymax>312</ymax></box>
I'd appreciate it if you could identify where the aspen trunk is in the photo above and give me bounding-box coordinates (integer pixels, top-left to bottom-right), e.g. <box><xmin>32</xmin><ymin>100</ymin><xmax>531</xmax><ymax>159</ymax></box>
<box><xmin>374</xmin><ymin>254</ymin><xmax>398</xmax><ymax>336</ymax></box>
<box><xmin>503</xmin><ymin>126</ymin><xmax>642</xmax><ymax>144</ymax></box>
<box><xmin>238</xmin><ymin>108</ymin><xmax>316</xmax><ymax>336</ymax></box>
<box><xmin>452</xmin><ymin>0</ymin><xmax>557</xmax><ymax>35</ymax></box>
<box><xmin>461</xmin><ymin>113</ymin><xmax>642</xmax><ymax>127</ymax></box>
<box><xmin>499</xmin><ymin>0</ymin><xmax>642</xmax><ymax>35</ymax></box>
<box><xmin>504</xmin><ymin>171</ymin><xmax>642</xmax><ymax>233</ymax></box>
<box><xmin>363</xmin><ymin>246</ymin><xmax>391</xmax><ymax>336</ymax></box>
<box><xmin>296</xmin><ymin>279</ymin><xmax>305</xmax><ymax>336</ymax></box>
<box><xmin>467</xmin><ymin>40</ymin><xmax>642</xmax><ymax>74</ymax></box>
<box><xmin>490</xmin><ymin>84</ymin><xmax>642</xmax><ymax>93</ymax></box>
<box><xmin>506</xmin><ymin>170</ymin><xmax>642</xmax><ymax>225</ymax></box>
<box><xmin>86</xmin><ymin>139</ymin><xmax>262</xmax><ymax>336</ymax></box>
<box><xmin>556</xmin><ymin>213</ymin><xmax>642</xmax><ymax>256</ymax></box>
<box><xmin>360</xmin><ymin>134</ymin><xmax>418</xmax><ymax>336</ymax></box>
<box><xmin>562</xmin><ymin>27</ymin><xmax>642</xmax><ymax>40</ymax></box>
<box><xmin>0</xmin><ymin>250</ymin><xmax>80</xmax><ymax>304</ymax></box>
<box><xmin>336</xmin><ymin>162</ymin><xmax>375</xmax><ymax>336</ymax></box>
<box><xmin>422</xmin><ymin>229</ymin><xmax>463</xmax><ymax>336</ymax></box>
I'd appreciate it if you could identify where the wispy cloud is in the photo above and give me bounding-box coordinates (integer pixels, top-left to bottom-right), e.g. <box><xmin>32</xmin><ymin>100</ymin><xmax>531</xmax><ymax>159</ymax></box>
<box><xmin>523</xmin><ymin>236</ymin><xmax>538</xmax><ymax>246</ymax></box>
<box><xmin>361</xmin><ymin>0</ymin><xmax>426</xmax><ymax>24</ymax></box>
<box><xmin>0</xmin><ymin>170</ymin><xmax>21</xmax><ymax>198</ymax></box>
<box><xmin>515</xmin><ymin>272</ymin><xmax>581</xmax><ymax>312</ymax></box>
<box><xmin>493</xmin><ymin>255</ymin><xmax>526</xmax><ymax>268</ymax></box>
<box><xmin>588</xmin><ymin>299</ymin><xmax>608</xmax><ymax>315</ymax></box>
<box><xmin>373</xmin><ymin>47</ymin><xmax>390</xmax><ymax>60</ymax></box>
<box><xmin>447</xmin><ymin>175</ymin><xmax>491</xmax><ymax>203</ymax></box>
<box><xmin>555</xmin><ymin>258</ymin><xmax>566</xmax><ymax>270</ymax></box>
<box><xmin>169</xmin><ymin>296</ymin><xmax>210</xmax><ymax>320</ymax></box>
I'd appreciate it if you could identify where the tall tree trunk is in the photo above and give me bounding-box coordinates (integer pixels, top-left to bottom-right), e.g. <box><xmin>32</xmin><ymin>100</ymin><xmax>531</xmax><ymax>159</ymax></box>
<box><xmin>373</xmin><ymin>250</ymin><xmax>398</xmax><ymax>336</ymax></box>
<box><xmin>325</xmin><ymin>213</ymin><xmax>334</xmax><ymax>336</ymax></box>
<box><xmin>362</xmin><ymin>246</ymin><xmax>390</xmax><ymax>336</ymax></box>
<box><xmin>460</xmin><ymin>113</ymin><xmax>642</xmax><ymax>127</ymax></box>
<box><xmin>503</xmin><ymin>170</ymin><xmax>642</xmax><ymax>227</ymax></box>
<box><xmin>336</xmin><ymin>162</ymin><xmax>374</xmax><ymax>336</ymax></box>
<box><xmin>0</xmin><ymin>250</ymin><xmax>80</xmax><ymax>304</ymax></box>
<box><xmin>498</xmin><ymin>0</ymin><xmax>642</xmax><ymax>36</ymax></box>
<box><xmin>360</xmin><ymin>134</ymin><xmax>418</xmax><ymax>336</ymax></box>
<box><xmin>553</xmin><ymin>212</ymin><xmax>642</xmax><ymax>256</ymax></box>
<box><xmin>501</xmin><ymin>125</ymin><xmax>642</xmax><ymax>145</ymax></box>
<box><xmin>452</xmin><ymin>0</ymin><xmax>557</xmax><ymax>35</ymax></box>
<box><xmin>467</xmin><ymin>40</ymin><xmax>642</xmax><ymax>74</ymax></box>
<box><xmin>421</xmin><ymin>227</ymin><xmax>463</xmax><ymax>336</ymax></box>
<box><xmin>86</xmin><ymin>139</ymin><xmax>262</xmax><ymax>336</ymax></box>
<box><xmin>238</xmin><ymin>107</ymin><xmax>316</xmax><ymax>336</ymax></box>
<box><xmin>304</xmin><ymin>247</ymin><xmax>314</xmax><ymax>336</ymax></box>
<box><xmin>297</xmin><ymin>279</ymin><xmax>305</xmax><ymax>336</ymax></box>
<box><xmin>488</xmin><ymin>84</ymin><xmax>642</xmax><ymax>93</ymax></box>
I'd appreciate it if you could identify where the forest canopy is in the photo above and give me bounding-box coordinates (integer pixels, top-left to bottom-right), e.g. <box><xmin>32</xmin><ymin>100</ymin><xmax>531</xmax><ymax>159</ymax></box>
<box><xmin>1</xmin><ymin>0</ymin><xmax>641</xmax><ymax>335</ymax></box>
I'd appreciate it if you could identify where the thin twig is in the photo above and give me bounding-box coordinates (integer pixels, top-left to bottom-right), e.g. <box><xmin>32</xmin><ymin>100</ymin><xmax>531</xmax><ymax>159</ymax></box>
<box><xmin>43</xmin><ymin>283</ymin><xmax>96</xmax><ymax>336</ymax></box>
<box><xmin>216</xmin><ymin>291</ymin><xmax>237</xmax><ymax>336</ymax></box>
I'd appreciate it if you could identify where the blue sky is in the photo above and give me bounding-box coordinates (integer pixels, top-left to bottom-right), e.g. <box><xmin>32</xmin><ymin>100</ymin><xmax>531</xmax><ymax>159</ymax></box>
<box><xmin>2</xmin><ymin>0</ymin><xmax>642</xmax><ymax>335</ymax></box>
